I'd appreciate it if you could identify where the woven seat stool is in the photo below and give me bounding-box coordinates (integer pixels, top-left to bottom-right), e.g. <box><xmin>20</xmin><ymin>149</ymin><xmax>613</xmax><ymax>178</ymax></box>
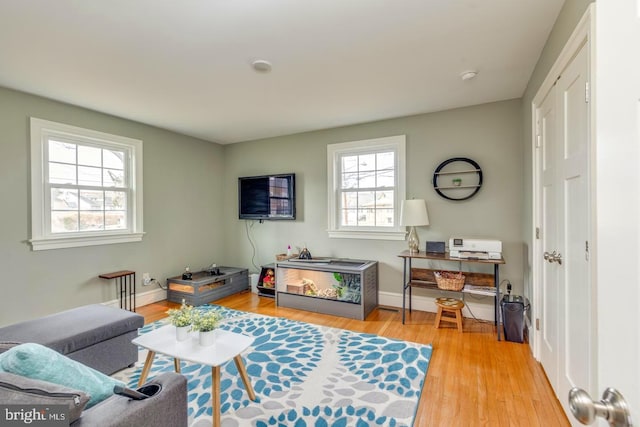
<box><xmin>434</xmin><ymin>297</ymin><xmax>465</xmax><ymax>332</ymax></box>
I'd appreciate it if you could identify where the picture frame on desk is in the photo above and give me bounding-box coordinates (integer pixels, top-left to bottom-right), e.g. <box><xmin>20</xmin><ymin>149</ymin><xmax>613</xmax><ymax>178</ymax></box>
<box><xmin>425</xmin><ymin>241</ymin><xmax>446</xmax><ymax>254</ymax></box>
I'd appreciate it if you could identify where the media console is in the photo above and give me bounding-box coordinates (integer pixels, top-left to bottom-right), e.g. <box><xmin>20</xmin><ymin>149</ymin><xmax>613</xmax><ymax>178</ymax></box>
<box><xmin>275</xmin><ymin>258</ymin><xmax>378</xmax><ymax>320</ymax></box>
<box><xmin>166</xmin><ymin>267</ymin><xmax>248</xmax><ymax>306</ymax></box>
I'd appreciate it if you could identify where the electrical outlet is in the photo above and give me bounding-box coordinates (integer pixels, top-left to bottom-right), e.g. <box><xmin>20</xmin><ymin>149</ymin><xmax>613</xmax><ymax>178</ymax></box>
<box><xmin>142</xmin><ymin>273</ymin><xmax>152</xmax><ymax>286</ymax></box>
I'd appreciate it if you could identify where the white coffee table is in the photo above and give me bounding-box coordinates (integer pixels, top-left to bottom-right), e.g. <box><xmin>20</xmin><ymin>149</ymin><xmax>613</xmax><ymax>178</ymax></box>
<box><xmin>132</xmin><ymin>324</ymin><xmax>256</xmax><ymax>427</ymax></box>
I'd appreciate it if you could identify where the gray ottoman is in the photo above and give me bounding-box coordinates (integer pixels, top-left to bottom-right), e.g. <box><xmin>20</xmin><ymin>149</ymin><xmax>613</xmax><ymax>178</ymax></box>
<box><xmin>0</xmin><ymin>304</ymin><xmax>144</xmax><ymax>375</ymax></box>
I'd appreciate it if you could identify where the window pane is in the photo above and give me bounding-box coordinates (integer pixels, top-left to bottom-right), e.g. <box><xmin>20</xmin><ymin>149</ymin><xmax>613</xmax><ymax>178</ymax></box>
<box><xmin>51</xmin><ymin>188</ymin><xmax>78</xmax><ymax>210</ymax></box>
<box><xmin>377</xmin><ymin>151</ymin><xmax>394</xmax><ymax>170</ymax></box>
<box><xmin>342</xmin><ymin>192</ymin><xmax>358</xmax><ymax>209</ymax></box>
<box><xmin>358</xmin><ymin>191</ymin><xmax>375</xmax><ymax>208</ymax></box>
<box><xmin>105</xmin><ymin>211</ymin><xmax>127</xmax><ymax>230</ymax></box>
<box><xmin>342</xmin><ymin>155</ymin><xmax>358</xmax><ymax>173</ymax></box>
<box><xmin>49</xmin><ymin>140</ymin><xmax>76</xmax><ymax>164</ymax></box>
<box><xmin>49</xmin><ymin>162</ymin><xmax>76</xmax><ymax>185</ymax></box>
<box><xmin>358</xmin><ymin>170</ymin><xmax>376</xmax><ymax>188</ymax></box>
<box><xmin>105</xmin><ymin>191</ymin><xmax>127</xmax><ymax>210</ymax></box>
<box><xmin>376</xmin><ymin>209</ymin><xmax>394</xmax><ymax>227</ymax></box>
<box><xmin>340</xmin><ymin>209</ymin><xmax>358</xmax><ymax>226</ymax></box>
<box><xmin>78</xmin><ymin>166</ymin><xmax>102</xmax><ymax>186</ymax></box>
<box><xmin>342</xmin><ymin>172</ymin><xmax>358</xmax><ymax>189</ymax></box>
<box><xmin>357</xmin><ymin>209</ymin><xmax>375</xmax><ymax>226</ymax></box>
<box><xmin>79</xmin><ymin>211</ymin><xmax>105</xmax><ymax>231</ymax></box>
<box><xmin>78</xmin><ymin>145</ymin><xmax>101</xmax><ymax>167</ymax></box>
<box><xmin>104</xmin><ymin>169</ymin><xmax>125</xmax><ymax>187</ymax></box>
<box><xmin>376</xmin><ymin>191</ymin><xmax>394</xmax><ymax>208</ymax></box>
<box><xmin>103</xmin><ymin>149</ymin><xmax>124</xmax><ymax>170</ymax></box>
<box><xmin>377</xmin><ymin>169</ymin><xmax>394</xmax><ymax>188</ymax></box>
<box><xmin>79</xmin><ymin>190</ymin><xmax>104</xmax><ymax>210</ymax></box>
<box><xmin>51</xmin><ymin>211</ymin><xmax>78</xmax><ymax>233</ymax></box>
<box><xmin>358</xmin><ymin>154</ymin><xmax>375</xmax><ymax>171</ymax></box>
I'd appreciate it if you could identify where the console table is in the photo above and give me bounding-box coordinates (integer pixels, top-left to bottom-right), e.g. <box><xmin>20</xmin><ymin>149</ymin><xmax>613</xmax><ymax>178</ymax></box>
<box><xmin>398</xmin><ymin>250</ymin><xmax>505</xmax><ymax>340</ymax></box>
<box><xmin>99</xmin><ymin>270</ymin><xmax>136</xmax><ymax>312</ymax></box>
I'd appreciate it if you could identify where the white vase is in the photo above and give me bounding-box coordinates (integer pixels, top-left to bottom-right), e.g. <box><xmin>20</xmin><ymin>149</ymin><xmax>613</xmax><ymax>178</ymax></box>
<box><xmin>176</xmin><ymin>325</ymin><xmax>190</xmax><ymax>341</ymax></box>
<box><xmin>199</xmin><ymin>330</ymin><xmax>215</xmax><ymax>346</ymax></box>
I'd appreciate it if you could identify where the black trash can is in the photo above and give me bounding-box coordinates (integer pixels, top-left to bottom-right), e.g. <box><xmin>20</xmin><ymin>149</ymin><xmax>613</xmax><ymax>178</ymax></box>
<box><xmin>501</xmin><ymin>295</ymin><xmax>528</xmax><ymax>343</ymax></box>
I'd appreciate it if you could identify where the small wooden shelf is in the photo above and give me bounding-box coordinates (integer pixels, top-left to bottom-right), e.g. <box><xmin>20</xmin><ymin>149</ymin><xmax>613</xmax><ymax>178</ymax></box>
<box><xmin>432</xmin><ymin>157</ymin><xmax>483</xmax><ymax>201</ymax></box>
<box><xmin>410</xmin><ymin>267</ymin><xmax>495</xmax><ymax>287</ymax></box>
<box><xmin>434</xmin><ymin>169</ymin><xmax>481</xmax><ymax>176</ymax></box>
<box><xmin>434</xmin><ymin>184</ymin><xmax>481</xmax><ymax>190</ymax></box>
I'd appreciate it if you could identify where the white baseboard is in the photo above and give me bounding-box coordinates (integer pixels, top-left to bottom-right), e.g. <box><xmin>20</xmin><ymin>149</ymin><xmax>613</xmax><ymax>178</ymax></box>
<box><xmin>103</xmin><ymin>287</ymin><xmax>167</xmax><ymax>310</ymax></box>
<box><xmin>378</xmin><ymin>291</ymin><xmax>496</xmax><ymax>322</ymax></box>
<box><xmin>101</xmin><ymin>287</ymin><xmax>495</xmax><ymax>321</ymax></box>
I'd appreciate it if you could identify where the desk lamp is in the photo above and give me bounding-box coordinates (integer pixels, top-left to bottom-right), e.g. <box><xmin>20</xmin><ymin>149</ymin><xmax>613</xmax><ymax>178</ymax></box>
<box><xmin>400</xmin><ymin>199</ymin><xmax>429</xmax><ymax>253</ymax></box>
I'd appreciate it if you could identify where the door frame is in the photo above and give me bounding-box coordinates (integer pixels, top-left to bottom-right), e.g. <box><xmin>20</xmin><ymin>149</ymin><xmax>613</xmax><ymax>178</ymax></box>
<box><xmin>530</xmin><ymin>5</ymin><xmax>596</xmax><ymax>386</ymax></box>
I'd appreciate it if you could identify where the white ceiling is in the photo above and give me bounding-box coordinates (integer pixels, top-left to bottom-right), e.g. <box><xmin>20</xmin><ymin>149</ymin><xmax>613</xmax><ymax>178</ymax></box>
<box><xmin>0</xmin><ymin>1</ymin><xmax>564</xmax><ymax>144</ymax></box>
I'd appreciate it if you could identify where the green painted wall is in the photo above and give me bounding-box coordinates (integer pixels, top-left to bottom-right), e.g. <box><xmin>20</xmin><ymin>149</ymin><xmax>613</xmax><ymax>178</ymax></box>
<box><xmin>520</xmin><ymin>0</ymin><xmax>594</xmax><ymax>302</ymax></box>
<box><xmin>0</xmin><ymin>86</ymin><xmax>225</xmax><ymax>325</ymax></box>
<box><xmin>4</xmin><ymin>0</ymin><xmax>590</xmax><ymax>324</ymax></box>
<box><xmin>222</xmin><ymin>99</ymin><xmax>524</xmax><ymax>304</ymax></box>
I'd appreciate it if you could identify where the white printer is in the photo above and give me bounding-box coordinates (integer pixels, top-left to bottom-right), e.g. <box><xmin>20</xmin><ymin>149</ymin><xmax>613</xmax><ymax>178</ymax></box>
<box><xmin>449</xmin><ymin>237</ymin><xmax>502</xmax><ymax>260</ymax></box>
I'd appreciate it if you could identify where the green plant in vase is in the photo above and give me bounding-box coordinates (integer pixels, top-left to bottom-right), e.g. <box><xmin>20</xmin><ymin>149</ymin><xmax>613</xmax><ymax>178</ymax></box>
<box><xmin>166</xmin><ymin>301</ymin><xmax>194</xmax><ymax>328</ymax></box>
<box><xmin>191</xmin><ymin>310</ymin><xmax>223</xmax><ymax>332</ymax></box>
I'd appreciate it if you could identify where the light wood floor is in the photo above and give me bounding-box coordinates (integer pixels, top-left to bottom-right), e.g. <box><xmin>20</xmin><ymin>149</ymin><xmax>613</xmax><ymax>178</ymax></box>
<box><xmin>136</xmin><ymin>291</ymin><xmax>569</xmax><ymax>427</ymax></box>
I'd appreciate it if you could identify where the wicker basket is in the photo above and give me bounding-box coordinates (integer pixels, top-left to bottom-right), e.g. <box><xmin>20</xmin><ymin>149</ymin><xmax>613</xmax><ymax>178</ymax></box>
<box><xmin>276</xmin><ymin>253</ymin><xmax>299</xmax><ymax>261</ymax></box>
<box><xmin>434</xmin><ymin>271</ymin><xmax>465</xmax><ymax>291</ymax></box>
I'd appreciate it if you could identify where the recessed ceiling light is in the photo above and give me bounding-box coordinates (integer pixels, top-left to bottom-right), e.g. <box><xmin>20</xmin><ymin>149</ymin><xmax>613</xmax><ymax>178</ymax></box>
<box><xmin>252</xmin><ymin>60</ymin><xmax>272</xmax><ymax>73</ymax></box>
<box><xmin>460</xmin><ymin>70</ymin><xmax>478</xmax><ymax>81</ymax></box>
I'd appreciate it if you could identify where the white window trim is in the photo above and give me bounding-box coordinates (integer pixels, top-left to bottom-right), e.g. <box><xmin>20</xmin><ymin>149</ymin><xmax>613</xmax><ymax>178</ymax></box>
<box><xmin>327</xmin><ymin>135</ymin><xmax>406</xmax><ymax>240</ymax></box>
<box><xmin>29</xmin><ymin>118</ymin><xmax>144</xmax><ymax>250</ymax></box>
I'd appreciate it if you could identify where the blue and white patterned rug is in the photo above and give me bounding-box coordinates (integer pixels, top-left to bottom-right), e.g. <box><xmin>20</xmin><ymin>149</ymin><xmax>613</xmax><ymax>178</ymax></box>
<box><xmin>114</xmin><ymin>305</ymin><xmax>432</xmax><ymax>427</ymax></box>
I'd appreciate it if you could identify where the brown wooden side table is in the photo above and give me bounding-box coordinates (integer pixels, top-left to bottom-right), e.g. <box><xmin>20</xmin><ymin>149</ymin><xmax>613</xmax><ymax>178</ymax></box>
<box><xmin>99</xmin><ymin>270</ymin><xmax>136</xmax><ymax>311</ymax></box>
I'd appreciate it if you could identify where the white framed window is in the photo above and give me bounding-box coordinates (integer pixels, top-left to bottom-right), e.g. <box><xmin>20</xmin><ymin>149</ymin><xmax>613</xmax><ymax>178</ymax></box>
<box><xmin>30</xmin><ymin>118</ymin><xmax>144</xmax><ymax>250</ymax></box>
<box><xmin>327</xmin><ymin>135</ymin><xmax>406</xmax><ymax>240</ymax></box>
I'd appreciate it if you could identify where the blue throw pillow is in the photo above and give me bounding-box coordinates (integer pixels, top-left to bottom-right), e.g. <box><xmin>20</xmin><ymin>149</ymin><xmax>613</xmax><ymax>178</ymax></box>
<box><xmin>0</xmin><ymin>343</ymin><xmax>124</xmax><ymax>408</ymax></box>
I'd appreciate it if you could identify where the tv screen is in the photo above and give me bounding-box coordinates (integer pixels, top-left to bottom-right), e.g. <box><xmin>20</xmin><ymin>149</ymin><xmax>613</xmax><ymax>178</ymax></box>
<box><xmin>238</xmin><ymin>173</ymin><xmax>296</xmax><ymax>220</ymax></box>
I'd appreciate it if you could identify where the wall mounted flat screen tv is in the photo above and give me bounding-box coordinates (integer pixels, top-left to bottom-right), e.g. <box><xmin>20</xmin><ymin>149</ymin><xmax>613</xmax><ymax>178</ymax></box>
<box><xmin>238</xmin><ymin>173</ymin><xmax>296</xmax><ymax>220</ymax></box>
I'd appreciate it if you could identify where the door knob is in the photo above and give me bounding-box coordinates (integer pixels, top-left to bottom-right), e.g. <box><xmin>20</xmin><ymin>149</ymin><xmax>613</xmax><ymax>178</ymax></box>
<box><xmin>568</xmin><ymin>387</ymin><xmax>633</xmax><ymax>427</ymax></box>
<box><xmin>543</xmin><ymin>251</ymin><xmax>563</xmax><ymax>264</ymax></box>
<box><xmin>553</xmin><ymin>251</ymin><xmax>563</xmax><ymax>265</ymax></box>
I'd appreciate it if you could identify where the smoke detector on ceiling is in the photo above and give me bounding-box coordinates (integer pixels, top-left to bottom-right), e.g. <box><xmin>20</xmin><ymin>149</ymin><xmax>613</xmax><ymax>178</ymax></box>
<box><xmin>252</xmin><ymin>60</ymin><xmax>272</xmax><ymax>73</ymax></box>
<box><xmin>460</xmin><ymin>70</ymin><xmax>478</xmax><ymax>81</ymax></box>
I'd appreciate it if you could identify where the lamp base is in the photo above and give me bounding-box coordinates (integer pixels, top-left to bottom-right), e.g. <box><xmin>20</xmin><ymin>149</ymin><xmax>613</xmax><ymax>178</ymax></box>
<box><xmin>408</xmin><ymin>226</ymin><xmax>420</xmax><ymax>253</ymax></box>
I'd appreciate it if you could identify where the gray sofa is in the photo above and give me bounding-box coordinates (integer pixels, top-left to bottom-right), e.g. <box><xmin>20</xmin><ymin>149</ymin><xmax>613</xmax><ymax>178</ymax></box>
<box><xmin>0</xmin><ymin>371</ymin><xmax>187</xmax><ymax>427</ymax></box>
<box><xmin>0</xmin><ymin>305</ymin><xmax>188</xmax><ymax>426</ymax></box>
<box><xmin>0</xmin><ymin>304</ymin><xmax>144</xmax><ymax>375</ymax></box>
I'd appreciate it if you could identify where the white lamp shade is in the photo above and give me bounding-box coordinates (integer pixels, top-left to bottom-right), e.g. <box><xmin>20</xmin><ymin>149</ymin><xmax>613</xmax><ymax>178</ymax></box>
<box><xmin>400</xmin><ymin>199</ymin><xmax>429</xmax><ymax>226</ymax></box>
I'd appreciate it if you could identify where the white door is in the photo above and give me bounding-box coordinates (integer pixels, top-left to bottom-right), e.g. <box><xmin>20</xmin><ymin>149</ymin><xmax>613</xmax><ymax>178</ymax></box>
<box><xmin>534</xmin><ymin>34</ymin><xmax>591</xmax><ymax>425</ymax></box>
<box><xmin>589</xmin><ymin>0</ymin><xmax>640</xmax><ymax>421</ymax></box>
<box><xmin>537</xmin><ymin>83</ymin><xmax>559</xmax><ymax>394</ymax></box>
<box><xmin>554</xmin><ymin>43</ymin><xmax>591</xmax><ymax>417</ymax></box>
<box><xmin>534</xmin><ymin>3</ymin><xmax>640</xmax><ymax>424</ymax></box>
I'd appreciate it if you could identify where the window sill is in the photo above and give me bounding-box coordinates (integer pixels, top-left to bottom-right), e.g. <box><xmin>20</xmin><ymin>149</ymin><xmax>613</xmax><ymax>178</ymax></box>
<box><xmin>30</xmin><ymin>232</ymin><xmax>145</xmax><ymax>251</ymax></box>
<box><xmin>328</xmin><ymin>230</ymin><xmax>406</xmax><ymax>240</ymax></box>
